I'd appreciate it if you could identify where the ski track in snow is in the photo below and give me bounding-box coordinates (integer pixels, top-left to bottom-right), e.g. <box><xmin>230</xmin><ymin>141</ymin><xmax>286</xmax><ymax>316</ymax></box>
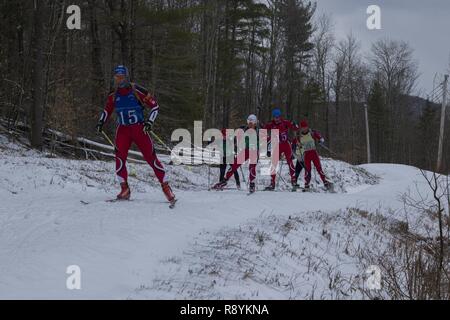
<box><xmin>0</xmin><ymin>134</ymin><xmax>440</xmax><ymax>299</ymax></box>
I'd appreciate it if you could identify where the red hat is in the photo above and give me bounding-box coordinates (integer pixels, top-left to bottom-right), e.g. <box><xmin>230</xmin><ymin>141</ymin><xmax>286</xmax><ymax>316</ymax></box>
<box><xmin>300</xmin><ymin>120</ymin><xmax>309</xmax><ymax>128</ymax></box>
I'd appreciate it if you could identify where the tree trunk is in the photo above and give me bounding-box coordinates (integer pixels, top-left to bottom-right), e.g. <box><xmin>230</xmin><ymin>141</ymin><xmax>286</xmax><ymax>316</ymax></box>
<box><xmin>30</xmin><ymin>0</ymin><xmax>46</xmax><ymax>149</ymax></box>
<box><xmin>88</xmin><ymin>0</ymin><xmax>105</xmax><ymax>107</ymax></box>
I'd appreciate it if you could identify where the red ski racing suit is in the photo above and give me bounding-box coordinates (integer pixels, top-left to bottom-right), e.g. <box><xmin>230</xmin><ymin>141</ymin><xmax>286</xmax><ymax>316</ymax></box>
<box><xmin>224</xmin><ymin>126</ymin><xmax>259</xmax><ymax>183</ymax></box>
<box><xmin>264</xmin><ymin>119</ymin><xmax>299</xmax><ymax>185</ymax></box>
<box><xmin>99</xmin><ymin>84</ymin><xmax>166</xmax><ymax>184</ymax></box>
<box><xmin>299</xmin><ymin>129</ymin><xmax>328</xmax><ymax>186</ymax></box>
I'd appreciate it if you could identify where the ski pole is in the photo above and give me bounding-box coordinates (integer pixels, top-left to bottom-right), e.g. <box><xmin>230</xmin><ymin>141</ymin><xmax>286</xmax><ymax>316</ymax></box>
<box><xmin>319</xmin><ymin>143</ymin><xmax>335</xmax><ymax>155</ymax></box>
<box><xmin>101</xmin><ymin>130</ymin><xmax>118</xmax><ymax>153</ymax></box>
<box><xmin>278</xmin><ymin>173</ymin><xmax>289</xmax><ymax>187</ymax></box>
<box><xmin>240</xmin><ymin>166</ymin><xmax>247</xmax><ymax>184</ymax></box>
<box><xmin>276</xmin><ymin>161</ymin><xmax>286</xmax><ymax>189</ymax></box>
<box><xmin>319</xmin><ymin>143</ymin><xmax>343</xmax><ymax>160</ymax></box>
<box><xmin>149</xmin><ymin>131</ymin><xmax>171</xmax><ymax>153</ymax></box>
<box><xmin>147</xmin><ymin>130</ymin><xmax>184</xmax><ymax>164</ymax></box>
<box><xmin>241</xmin><ymin>165</ymin><xmax>251</xmax><ymax>191</ymax></box>
<box><xmin>278</xmin><ymin>165</ymin><xmax>289</xmax><ymax>187</ymax></box>
<box><xmin>208</xmin><ymin>162</ymin><xmax>211</xmax><ymax>191</ymax></box>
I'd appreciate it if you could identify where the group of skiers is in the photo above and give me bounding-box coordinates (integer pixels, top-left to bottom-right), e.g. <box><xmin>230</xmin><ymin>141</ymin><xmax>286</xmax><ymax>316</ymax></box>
<box><xmin>211</xmin><ymin>110</ymin><xmax>331</xmax><ymax>194</ymax></box>
<box><xmin>96</xmin><ymin>65</ymin><xmax>331</xmax><ymax>207</ymax></box>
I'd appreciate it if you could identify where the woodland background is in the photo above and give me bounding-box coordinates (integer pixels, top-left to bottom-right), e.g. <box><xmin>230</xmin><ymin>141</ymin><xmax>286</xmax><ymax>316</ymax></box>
<box><xmin>0</xmin><ymin>0</ymin><xmax>448</xmax><ymax>172</ymax></box>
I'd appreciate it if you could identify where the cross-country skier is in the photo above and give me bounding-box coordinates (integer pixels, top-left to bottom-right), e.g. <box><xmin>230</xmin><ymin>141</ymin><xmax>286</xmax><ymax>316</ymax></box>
<box><xmin>263</xmin><ymin>108</ymin><xmax>299</xmax><ymax>191</ymax></box>
<box><xmin>298</xmin><ymin>120</ymin><xmax>330</xmax><ymax>190</ymax></box>
<box><xmin>96</xmin><ymin>65</ymin><xmax>176</xmax><ymax>206</ymax></box>
<box><xmin>212</xmin><ymin>114</ymin><xmax>259</xmax><ymax>194</ymax></box>
<box><xmin>218</xmin><ymin>128</ymin><xmax>241</xmax><ymax>189</ymax></box>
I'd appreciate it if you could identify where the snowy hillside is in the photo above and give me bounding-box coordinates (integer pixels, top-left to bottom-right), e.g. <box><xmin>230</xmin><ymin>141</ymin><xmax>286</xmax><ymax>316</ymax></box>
<box><xmin>0</xmin><ymin>133</ymin><xmax>444</xmax><ymax>299</ymax></box>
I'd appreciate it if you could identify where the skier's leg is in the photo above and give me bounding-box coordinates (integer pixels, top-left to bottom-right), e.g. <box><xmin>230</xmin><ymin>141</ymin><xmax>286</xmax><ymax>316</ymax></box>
<box><xmin>244</xmin><ymin>148</ymin><xmax>257</xmax><ymax>192</ymax></box>
<box><xmin>115</xmin><ymin>125</ymin><xmax>133</xmax><ymax>199</ymax></box>
<box><xmin>270</xmin><ymin>148</ymin><xmax>281</xmax><ymax>187</ymax></box>
<box><xmin>270</xmin><ymin>173</ymin><xmax>276</xmax><ymax>185</ymax></box>
<box><xmin>233</xmin><ymin>167</ymin><xmax>241</xmax><ymax>187</ymax></box>
<box><xmin>304</xmin><ymin>151</ymin><xmax>313</xmax><ymax>187</ymax></box>
<box><xmin>219</xmin><ymin>158</ymin><xmax>227</xmax><ymax>182</ymax></box>
<box><xmin>243</xmin><ymin>149</ymin><xmax>254</xmax><ymax>183</ymax></box>
<box><xmin>312</xmin><ymin>151</ymin><xmax>328</xmax><ymax>183</ymax></box>
<box><xmin>249</xmin><ymin>163</ymin><xmax>256</xmax><ymax>183</ymax></box>
<box><xmin>134</xmin><ymin>127</ymin><xmax>166</xmax><ymax>184</ymax></box>
<box><xmin>247</xmin><ymin>162</ymin><xmax>256</xmax><ymax>193</ymax></box>
<box><xmin>115</xmin><ymin>125</ymin><xmax>132</xmax><ymax>184</ymax></box>
<box><xmin>299</xmin><ymin>160</ymin><xmax>305</xmax><ymax>179</ymax></box>
<box><xmin>224</xmin><ymin>151</ymin><xmax>244</xmax><ymax>181</ymax></box>
<box><xmin>133</xmin><ymin>125</ymin><xmax>175</xmax><ymax>202</ymax></box>
<box><xmin>295</xmin><ymin>160</ymin><xmax>302</xmax><ymax>182</ymax></box>
<box><xmin>283</xmin><ymin>143</ymin><xmax>296</xmax><ymax>184</ymax></box>
<box><xmin>294</xmin><ymin>159</ymin><xmax>305</xmax><ymax>186</ymax></box>
<box><xmin>211</xmin><ymin>153</ymin><xmax>242</xmax><ymax>190</ymax></box>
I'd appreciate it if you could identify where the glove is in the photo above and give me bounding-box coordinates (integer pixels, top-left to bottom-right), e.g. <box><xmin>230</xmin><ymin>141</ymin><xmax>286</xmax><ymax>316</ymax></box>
<box><xmin>319</xmin><ymin>138</ymin><xmax>325</xmax><ymax>145</ymax></box>
<box><xmin>96</xmin><ymin>120</ymin><xmax>104</xmax><ymax>133</ymax></box>
<box><xmin>143</xmin><ymin>120</ymin><xmax>153</xmax><ymax>134</ymax></box>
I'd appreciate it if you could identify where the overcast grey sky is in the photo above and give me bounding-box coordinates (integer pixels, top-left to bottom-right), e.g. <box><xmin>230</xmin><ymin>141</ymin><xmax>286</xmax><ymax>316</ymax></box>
<box><xmin>314</xmin><ymin>0</ymin><xmax>450</xmax><ymax>97</ymax></box>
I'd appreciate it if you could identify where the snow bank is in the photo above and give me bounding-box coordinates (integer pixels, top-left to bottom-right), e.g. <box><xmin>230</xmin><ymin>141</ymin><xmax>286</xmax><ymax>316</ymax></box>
<box><xmin>0</xmin><ymin>133</ymin><xmax>443</xmax><ymax>299</ymax></box>
<box><xmin>0</xmin><ymin>133</ymin><xmax>379</xmax><ymax>194</ymax></box>
<box><xmin>131</xmin><ymin>208</ymin><xmax>395</xmax><ymax>299</ymax></box>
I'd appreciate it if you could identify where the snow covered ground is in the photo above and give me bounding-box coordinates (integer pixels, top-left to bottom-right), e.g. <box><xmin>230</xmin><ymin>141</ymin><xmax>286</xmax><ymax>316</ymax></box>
<box><xmin>0</xmin><ymin>133</ymin><xmax>443</xmax><ymax>299</ymax></box>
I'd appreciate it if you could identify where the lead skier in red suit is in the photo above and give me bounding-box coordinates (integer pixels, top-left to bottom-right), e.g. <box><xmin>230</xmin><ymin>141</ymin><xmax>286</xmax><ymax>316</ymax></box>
<box><xmin>263</xmin><ymin>108</ymin><xmax>299</xmax><ymax>190</ymax></box>
<box><xmin>96</xmin><ymin>65</ymin><xmax>176</xmax><ymax>205</ymax></box>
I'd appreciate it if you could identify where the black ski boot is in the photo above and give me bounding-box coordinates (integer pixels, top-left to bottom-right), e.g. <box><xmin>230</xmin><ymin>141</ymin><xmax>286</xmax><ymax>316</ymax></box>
<box><xmin>212</xmin><ymin>180</ymin><xmax>228</xmax><ymax>191</ymax></box>
<box><xmin>291</xmin><ymin>179</ymin><xmax>299</xmax><ymax>192</ymax></box>
<box><xmin>264</xmin><ymin>181</ymin><xmax>276</xmax><ymax>191</ymax></box>
<box><xmin>248</xmin><ymin>182</ymin><xmax>256</xmax><ymax>194</ymax></box>
<box><xmin>324</xmin><ymin>180</ymin><xmax>333</xmax><ymax>192</ymax></box>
